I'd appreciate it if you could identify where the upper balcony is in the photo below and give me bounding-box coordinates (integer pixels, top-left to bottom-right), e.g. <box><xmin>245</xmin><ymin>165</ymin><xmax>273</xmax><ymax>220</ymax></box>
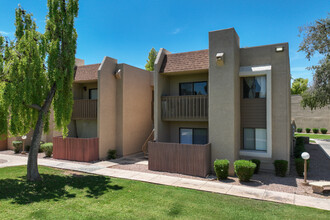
<box><xmin>161</xmin><ymin>95</ymin><xmax>208</xmax><ymax>121</ymax></box>
<box><xmin>72</xmin><ymin>99</ymin><xmax>97</xmax><ymax>120</ymax></box>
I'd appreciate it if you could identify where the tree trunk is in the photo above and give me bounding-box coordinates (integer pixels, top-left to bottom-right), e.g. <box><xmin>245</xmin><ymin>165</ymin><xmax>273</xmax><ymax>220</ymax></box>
<box><xmin>27</xmin><ymin>84</ymin><xmax>56</xmax><ymax>181</ymax></box>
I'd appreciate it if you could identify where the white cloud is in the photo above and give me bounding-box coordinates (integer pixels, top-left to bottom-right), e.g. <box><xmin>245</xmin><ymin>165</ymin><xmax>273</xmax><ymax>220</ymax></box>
<box><xmin>171</xmin><ymin>28</ymin><xmax>181</xmax><ymax>35</ymax></box>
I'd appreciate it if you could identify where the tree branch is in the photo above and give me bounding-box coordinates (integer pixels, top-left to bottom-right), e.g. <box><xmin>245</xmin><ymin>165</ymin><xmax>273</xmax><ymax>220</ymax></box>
<box><xmin>25</xmin><ymin>103</ymin><xmax>42</xmax><ymax>111</ymax></box>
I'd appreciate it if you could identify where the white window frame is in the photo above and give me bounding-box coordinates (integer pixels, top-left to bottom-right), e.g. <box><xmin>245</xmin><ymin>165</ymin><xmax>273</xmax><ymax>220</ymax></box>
<box><xmin>239</xmin><ymin>65</ymin><xmax>272</xmax><ymax>158</ymax></box>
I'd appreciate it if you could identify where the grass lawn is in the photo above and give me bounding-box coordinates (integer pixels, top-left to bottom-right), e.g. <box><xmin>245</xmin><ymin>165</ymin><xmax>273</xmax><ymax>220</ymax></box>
<box><xmin>295</xmin><ymin>133</ymin><xmax>330</xmax><ymax>140</ymax></box>
<box><xmin>0</xmin><ymin>166</ymin><xmax>329</xmax><ymax>219</ymax></box>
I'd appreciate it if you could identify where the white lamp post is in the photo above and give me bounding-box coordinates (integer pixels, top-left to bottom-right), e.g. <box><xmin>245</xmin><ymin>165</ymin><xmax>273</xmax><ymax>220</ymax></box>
<box><xmin>301</xmin><ymin>152</ymin><xmax>310</xmax><ymax>185</ymax></box>
<box><xmin>21</xmin><ymin>135</ymin><xmax>27</xmax><ymax>155</ymax></box>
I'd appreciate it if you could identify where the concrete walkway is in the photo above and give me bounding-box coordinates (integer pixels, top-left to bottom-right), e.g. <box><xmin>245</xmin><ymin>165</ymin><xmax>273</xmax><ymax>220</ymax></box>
<box><xmin>0</xmin><ymin>154</ymin><xmax>329</xmax><ymax>211</ymax></box>
<box><xmin>315</xmin><ymin>140</ymin><xmax>330</xmax><ymax>159</ymax></box>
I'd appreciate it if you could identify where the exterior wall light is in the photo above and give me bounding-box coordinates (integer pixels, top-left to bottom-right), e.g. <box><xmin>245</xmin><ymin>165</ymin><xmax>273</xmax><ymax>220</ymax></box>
<box><xmin>275</xmin><ymin>46</ymin><xmax>284</xmax><ymax>52</ymax></box>
<box><xmin>216</xmin><ymin>52</ymin><xmax>224</xmax><ymax>66</ymax></box>
<box><xmin>114</xmin><ymin>69</ymin><xmax>121</xmax><ymax>79</ymax></box>
<box><xmin>301</xmin><ymin>152</ymin><xmax>310</xmax><ymax>185</ymax></box>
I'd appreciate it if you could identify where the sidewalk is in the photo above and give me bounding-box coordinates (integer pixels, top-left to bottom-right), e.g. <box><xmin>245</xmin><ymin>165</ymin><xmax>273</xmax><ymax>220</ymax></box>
<box><xmin>315</xmin><ymin>140</ymin><xmax>330</xmax><ymax>159</ymax></box>
<box><xmin>0</xmin><ymin>153</ymin><xmax>329</xmax><ymax>211</ymax></box>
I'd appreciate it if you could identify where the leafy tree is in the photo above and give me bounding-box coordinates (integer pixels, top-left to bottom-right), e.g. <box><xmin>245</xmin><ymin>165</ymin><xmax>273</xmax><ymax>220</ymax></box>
<box><xmin>291</xmin><ymin>78</ymin><xmax>308</xmax><ymax>95</ymax></box>
<box><xmin>0</xmin><ymin>0</ymin><xmax>78</xmax><ymax>181</ymax></box>
<box><xmin>145</xmin><ymin>48</ymin><xmax>157</xmax><ymax>71</ymax></box>
<box><xmin>298</xmin><ymin>14</ymin><xmax>329</xmax><ymax>109</ymax></box>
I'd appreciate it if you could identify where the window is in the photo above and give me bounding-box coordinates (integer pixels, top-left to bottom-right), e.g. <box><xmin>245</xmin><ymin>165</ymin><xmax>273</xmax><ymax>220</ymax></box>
<box><xmin>179</xmin><ymin>128</ymin><xmax>208</xmax><ymax>144</ymax></box>
<box><xmin>243</xmin><ymin>128</ymin><xmax>267</xmax><ymax>151</ymax></box>
<box><xmin>243</xmin><ymin>76</ymin><xmax>266</xmax><ymax>99</ymax></box>
<box><xmin>89</xmin><ymin>88</ymin><xmax>98</xmax><ymax>100</ymax></box>
<box><xmin>179</xmin><ymin>82</ymin><xmax>208</xmax><ymax>96</ymax></box>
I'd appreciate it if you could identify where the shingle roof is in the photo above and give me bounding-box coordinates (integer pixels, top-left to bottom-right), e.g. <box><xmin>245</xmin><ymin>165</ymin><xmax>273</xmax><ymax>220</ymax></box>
<box><xmin>74</xmin><ymin>64</ymin><xmax>100</xmax><ymax>82</ymax></box>
<box><xmin>160</xmin><ymin>49</ymin><xmax>209</xmax><ymax>73</ymax></box>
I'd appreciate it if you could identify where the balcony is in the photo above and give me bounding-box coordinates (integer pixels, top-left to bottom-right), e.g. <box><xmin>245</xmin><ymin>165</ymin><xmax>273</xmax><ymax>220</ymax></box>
<box><xmin>72</xmin><ymin>99</ymin><xmax>97</xmax><ymax>120</ymax></box>
<box><xmin>161</xmin><ymin>95</ymin><xmax>208</xmax><ymax>121</ymax></box>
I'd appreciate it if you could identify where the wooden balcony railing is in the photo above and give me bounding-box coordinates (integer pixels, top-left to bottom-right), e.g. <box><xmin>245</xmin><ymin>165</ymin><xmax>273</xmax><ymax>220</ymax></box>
<box><xmin>72</xmin><ymin>99</ymin><xmax>97</xmax><ymax>120</ymax></box>
<box><xmin>161</xmin><ymin>95</ymin><xmax>208</xmax><ymax>121</ymax></box>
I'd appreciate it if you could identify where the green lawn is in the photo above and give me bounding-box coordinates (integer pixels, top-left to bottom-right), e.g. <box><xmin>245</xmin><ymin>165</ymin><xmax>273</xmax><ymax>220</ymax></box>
<box><xmin>0</xmin><ymin>166</ymin><xmax>329</xmax><ymax>219</ymax></box>
<box><xmin>295</xmin><ymin>133</ymin><xmax>330</xmax><ymax>140</ymax></box>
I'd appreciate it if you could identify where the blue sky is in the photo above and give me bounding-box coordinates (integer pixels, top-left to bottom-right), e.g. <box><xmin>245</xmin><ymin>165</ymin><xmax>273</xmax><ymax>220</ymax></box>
<box><xmin>0</xmin><ymin>0</ymin><xmax>328</xmax><ymax>83</ymax></box>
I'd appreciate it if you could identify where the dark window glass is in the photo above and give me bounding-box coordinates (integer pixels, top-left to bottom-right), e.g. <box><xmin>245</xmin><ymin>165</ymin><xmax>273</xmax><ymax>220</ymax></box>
<box><xmin>194</xmin><ymin>82</ymin><xmax>208</xmax><ymax>95</ymax></box>
<box><xmin>243</xmin><ymin>76</ymin><xmax>266</xmax><ymax>99</ymax></box>
<box><xmin>89</xmin><ymin>88</ymin><xmax>98</xmax><ymax>100</ymax></box>
<box><xmin>243</xmin><ymin>128</ymin><xmax>267</xmax><ymax>151</ymax></box>
<box><xmin>180</xmin><ymin>128</ymin><xmax>208</xmax><ymax>144</ymax></box>
<box><xmin>180</xmin><ymin>83</ymin><xmax>193</xmax><ymax>95</ymax></box>
<box><xmin>180</xmin><ymin>81</ymin><xmax>208</xmax><ymax>96</ymax></box>
<box><xmin>193</xmin><ymin>128</ymin><xmax>208</xmax><ymax>144</ymax></box>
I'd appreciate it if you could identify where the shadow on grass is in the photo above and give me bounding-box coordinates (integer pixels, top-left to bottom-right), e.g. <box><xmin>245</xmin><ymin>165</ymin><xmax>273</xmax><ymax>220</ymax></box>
<box><xmin>0</xmin><ymin>173</ymin><xmax>123</xmax><ymax>204</ymax></box>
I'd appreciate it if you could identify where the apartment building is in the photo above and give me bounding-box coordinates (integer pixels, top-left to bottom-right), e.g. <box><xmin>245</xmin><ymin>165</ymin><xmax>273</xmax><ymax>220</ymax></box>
<box><xmin>151</xmin><ymin>28</ymin><xmax>291</xmax><ymax>174</ymax></box>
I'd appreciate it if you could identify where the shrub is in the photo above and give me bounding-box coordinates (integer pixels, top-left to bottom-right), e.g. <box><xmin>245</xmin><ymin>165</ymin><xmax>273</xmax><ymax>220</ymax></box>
<box><xmin>305</xmin><ymin>128</ymin><xmax>311</xmax><ymax>133</ymax></box>
<box><xmin>296</xmin><ymin>128</ymin><xmax>303</xmax><ymax>133</ymax></box>
<box><xmin>312</xmin><ymin>128</ymin><xmax>319</xmax><ymax>134</ymax></box>
<box><xmin>250</xmin><ymin>159</ymin><xmax>260</xmax><ymax>174</ymax></box>
<box><xmin>107</xmin><ymin>149</ymin><xmax>117</xmax><ymax>160</ymax></box>
<box><xmin>234</xmin><ymin>160</ymin><xmax>256</xmax><ymax>182</ymax></box>
<box><xmin>274</xmin><ymin>160</ymin><xmax>288</xmax><ymax>177</ymax></box>
<box><xmin>320</xmin><ymin>128</ymin><xmax>328</xmax><ymax>134</ymax></box>
<box><xmin>12</xmin><ymin>141</ymin><xmax>23</xmax><ymax>153</ymax></box>
<box><xmin>214</xmin><ymin>159</ymin><xmax>229</xmax><ymax>180</ymax></box>
<box><xmin>40</xmin><ymin>143</ymin><xmax>53</xmax><ymax>157</ymax></box>
<box><xmin>294</xmin><ymin>137</ymin><xmax>306</xmax><ymax>158</ymax></box>
<box><xmin>295</xmin><ymin>158</ymin><xmax>310</xmax><ymax>177</ymax></box>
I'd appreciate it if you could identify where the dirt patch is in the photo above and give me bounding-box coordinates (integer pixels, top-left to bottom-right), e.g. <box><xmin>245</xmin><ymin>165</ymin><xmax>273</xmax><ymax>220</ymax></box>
<box><xmin>63</xmin><ymin>170</ymin><xmax>87</xmax><ymax>177</ymax></box>
<box><xmin>0</xmin><ymin>159</ymin><xmax>7</xmax><ymax>164</ymax></box>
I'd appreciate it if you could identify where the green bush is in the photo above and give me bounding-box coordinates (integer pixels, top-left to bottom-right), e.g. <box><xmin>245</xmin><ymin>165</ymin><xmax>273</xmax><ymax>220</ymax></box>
<box><xmin>12</xmin><ymin>141</ymin><xmax>23</xmax><ymax>153</ymax></box>
<box><xmin>234</xmin><ymin>160</ymin><xmax>256</xmax><ymax>182</ymax></box>
<box><xmin>214</xmin><ymin>159</ymin><xmax>229</xmax><ymax>180</ymax></box>
<box><xmin>312</xmin><ymin>128</ymin><xmax>319</xmax><ymax>134</ymax></box>
<box><xmin>107</xmin><ymin>149</ymin><xmax>117</xmax><ymax>160</ymax></box>
<box><xmin>296</xmin><ymin>128</ymin><xmax>303</xmax><ymax>133</ymax></box>
<box><xmin>250</xmin><ymin>159</ymin><xmax>260</xmax><ymax>174</ymax></box>
<box><xmin>320</xmin><ymin>128</ymin><xmax>328</xmax><ymax>134</ymax></box>
<box><xmin>295</xmin><ymin>158</ymin><xmax>310</xmax><ymax>177</ymax></box>
<box><xmin>40</xmin><ymin>143</ymin><xmax>53</xmax><ymax>157</ymax></box>
<box><xmin>294</xmin><ymin>137</ymin><xmax>305</xmax><ymax>158</ymax></box>
<box><xmin>305</xmin><ymin>128</ymin><xmax>311</xmax><ymax>133</ymax></box>
<box><xmin>274</xmin><ymin>160</ymin><xmax>288</xmax><ymax>177</ymax></box>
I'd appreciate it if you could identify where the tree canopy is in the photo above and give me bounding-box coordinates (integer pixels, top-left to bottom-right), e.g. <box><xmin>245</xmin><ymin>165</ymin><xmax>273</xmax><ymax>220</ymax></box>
<box><xmin>0</xmin><ymin>0</ymin><xmax>79</xmax><ymax>181</ymax></box>
<box><xmin>299</xmin><ymin>14</ymin><xmax>330</xmax><ymax>109</ymax></box>
<box><xmin>291</xmin><ymin>78</ymin><xmax>308</xmax><ymax>95</ymax></box>
<box><xmin>145</xmin><ymin>48</ymin><xmax>157</xmax><ymax>71</ymax></box>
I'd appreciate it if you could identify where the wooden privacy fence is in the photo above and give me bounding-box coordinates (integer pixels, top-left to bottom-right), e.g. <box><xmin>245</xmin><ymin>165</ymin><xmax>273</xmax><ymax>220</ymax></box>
<box><xmin>148</xmin><ymin>142</ymin><xmax>211</xmax><ymax>177</ymax></box>
<box><xmin>161</xmin><ymin>95</ymin><xmax>208</xmax><ymax>121</ymax></box>
<box><xmin>53</xmin><ymin>136</ymin><xmax>99</xmax><ymax>162</ymax></box>
<box><xmin>0</xmin><ymin>134</ymin><xmax>7</xmax><ymax>151</ymax></box>
<box><xmin>72</xmin><ymin>99</ymin><xmax>97</xmax><ymax>120</ymax></box>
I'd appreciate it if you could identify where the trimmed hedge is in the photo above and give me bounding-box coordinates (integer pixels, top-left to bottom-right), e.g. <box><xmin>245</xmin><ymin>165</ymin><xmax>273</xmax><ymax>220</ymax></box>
<box><xmin>320</xmin><ymin>128</ymin><xmax>328</xmax><ymax>134</ymax></box>
<box><xmin>305</xmin><ymin>128</ymin><xmax>311</xmax><ymax>133</ymax></box>
<box><xmin>12</xmin><ymin>141</ymin><xmax>23</xmax><ymax>154</ymax></box>
<box><xmin>295</xmin><ymin>158</ymin><xmax>310</xmax><ymax>177</ymax></box>
<box><xmin>234</xmin><ymin>160</ymin><xmax>256</xmax><ymax>182</ymax></box>
<box><xmin>274</xmin><ymin>160</ymin><xmax>288</xmax><ymax>177</ymax></box>
<box><xmin>296</xmin><ymin>128</ymin><xmax>303</xmax><ymax>133</ymax></box>
<box><xmin>294</xmin><ymin>137</ymin><xmax>306</xmax><ymax>159</ymax></box>
<box><xmin>250</xmin><ymin>159</ymin><xmax>260</xmax><ymax>174</ymax></box>
<box><xmin>214</xmin><ymin>159</ymin><xmax>229</xmax><ymax>180</ymax></box>
<box><xmin>312</xmin><ymin>128</ymin><xmax>319</xmax><ymax>134</ymax></box>
<box><xmin>40</xmin><ymin>143</ymin><xmax>53</xmax><ymax>157</ymax></box>
<box><xmin>107</xmin><ymin>149</ymin><xmax>117</xmax><ymax>160</ymax></box>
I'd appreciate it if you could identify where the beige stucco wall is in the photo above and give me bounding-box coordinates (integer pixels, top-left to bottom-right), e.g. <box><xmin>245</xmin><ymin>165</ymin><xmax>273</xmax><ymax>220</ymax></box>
<box><xmin>73</xmin><ymin>82</ymin><xmax>97</xmax><ymax>100</ymax></box>
<box><xmin>291</xmin><ymin>95</ymin><xmax>330</xmax><ymax>131</ymax></box>
<box><xmin>208</xmin><ymin>28</ymin><xmax>241</xmax><ymax>174</ymax></box>
<box><xmin>121</xmin><ymin>64</ymin><xmax>153</xmax><ymax>156</ymax></box>
<box><xmin>240</xmin><ymin>43</ymin><xmax>291</xmax><ymax>169</ymax></box>
<box><xmin>98</xmin><ymin>57</ymin><xmax>118</xmax><ymax>159</ymax></box>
